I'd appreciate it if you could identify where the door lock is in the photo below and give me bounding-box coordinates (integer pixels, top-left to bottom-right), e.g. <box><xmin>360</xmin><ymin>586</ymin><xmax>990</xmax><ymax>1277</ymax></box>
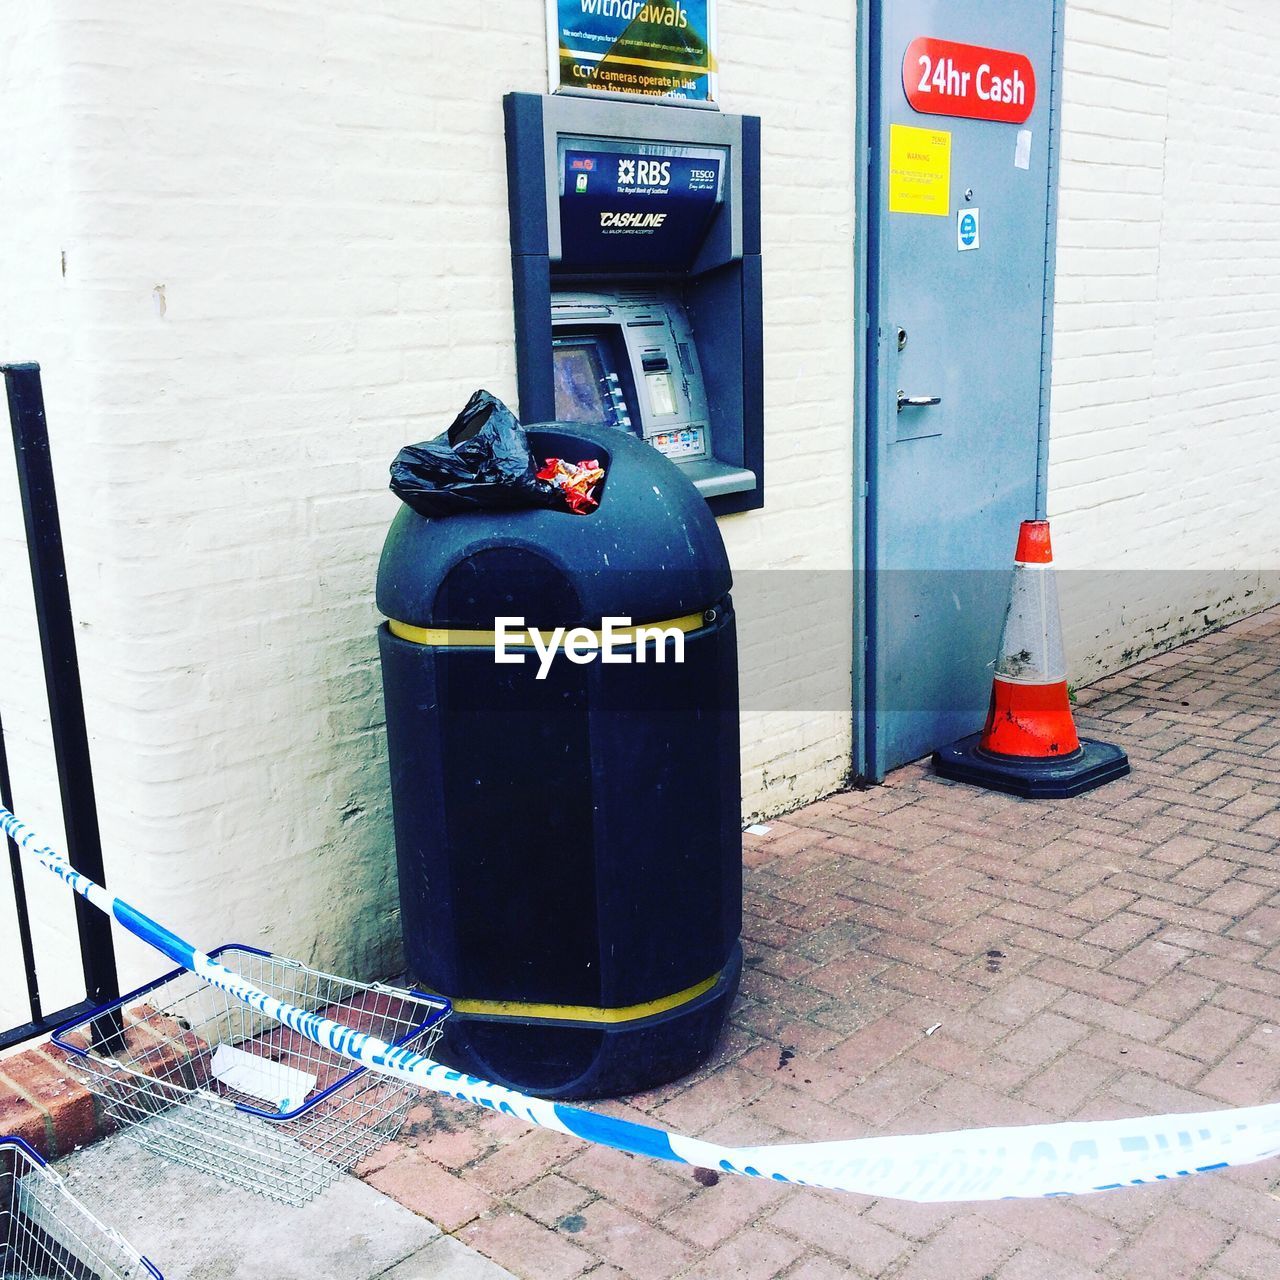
<box><xmin>897</xmin><ymin>391</ymin><xmax>942</xmax><ymax>413</ymax></box>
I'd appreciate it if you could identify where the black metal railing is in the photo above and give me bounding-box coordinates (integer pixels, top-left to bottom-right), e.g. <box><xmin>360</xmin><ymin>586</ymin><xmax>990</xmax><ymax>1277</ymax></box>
<box><xmin>1</xmin><ymin>363</ymin><xmax>119</xmax><ymax>1050</ymax></box>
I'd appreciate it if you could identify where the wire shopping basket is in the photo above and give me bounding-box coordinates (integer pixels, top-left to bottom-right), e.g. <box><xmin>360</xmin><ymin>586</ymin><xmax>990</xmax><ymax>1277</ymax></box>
<box><xmin>52</xmin><ymin>945</ymin><xmax>449</xmax><ymax>1207</ymax></box>
<box><xmin>1</xmin><ymin>1135</ymin><xmax>162</xmax><ymax>1279</ymax></box>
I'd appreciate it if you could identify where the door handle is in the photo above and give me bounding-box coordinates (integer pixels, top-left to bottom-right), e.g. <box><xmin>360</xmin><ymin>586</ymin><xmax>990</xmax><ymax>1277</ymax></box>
<box><xmin>897</xmin><ymin>391</ymin><xmax>942</xmax><ymax>413</ymax></box>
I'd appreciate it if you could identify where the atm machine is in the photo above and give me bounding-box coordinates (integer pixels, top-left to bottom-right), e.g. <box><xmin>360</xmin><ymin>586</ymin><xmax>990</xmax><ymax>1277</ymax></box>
<box><xmin>505</xmin><ymin>93</ymin><xmax>764</xmax><ymax>515</ymax></box>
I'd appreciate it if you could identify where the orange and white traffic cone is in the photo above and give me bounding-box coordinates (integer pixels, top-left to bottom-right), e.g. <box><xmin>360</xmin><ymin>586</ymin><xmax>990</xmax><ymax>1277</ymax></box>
<box><xmin>932</xmin><ymin>520</ymin><xmax>1129</xmax><ymax>798</ymax></box>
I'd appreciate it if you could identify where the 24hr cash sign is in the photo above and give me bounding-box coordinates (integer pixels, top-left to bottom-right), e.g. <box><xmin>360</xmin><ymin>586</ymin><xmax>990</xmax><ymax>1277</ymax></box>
<box><xmin>903</xmin><ymin>36</ymin><xmax>1036</xmax><ymax>125</ymax></box>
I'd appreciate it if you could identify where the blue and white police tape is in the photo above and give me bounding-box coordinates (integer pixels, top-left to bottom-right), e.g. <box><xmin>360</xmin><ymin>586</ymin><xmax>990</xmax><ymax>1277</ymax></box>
<box><xmin>5</xmin><ymin>804</ymin><xmax>1280</xmax><ymax>1202</ymax></box>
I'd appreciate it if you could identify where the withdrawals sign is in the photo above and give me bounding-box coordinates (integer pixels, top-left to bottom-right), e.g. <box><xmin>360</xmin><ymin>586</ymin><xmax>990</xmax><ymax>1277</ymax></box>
<box><xmin>888</xmin><ymin>124</ymin><xmax>951</xmax><ymax>217</ymax></box>
<box><xmin>549</xmin><ymin>0</ymin><xmax>717</xmax><ymax>101</ymax></box>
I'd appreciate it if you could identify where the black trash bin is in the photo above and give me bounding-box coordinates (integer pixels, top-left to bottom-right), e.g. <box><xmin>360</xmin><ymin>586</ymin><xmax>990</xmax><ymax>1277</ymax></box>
<box><xmin>376</xmin><ymin>421</ymin><xmax>742</xmax><ymax>1099</ymax></box>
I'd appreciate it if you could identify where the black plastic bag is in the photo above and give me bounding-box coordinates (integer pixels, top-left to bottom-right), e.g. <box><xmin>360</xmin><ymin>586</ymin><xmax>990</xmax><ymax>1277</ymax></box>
<box><xmin>389</xmin><ymin>390</ymin><xmax>564</xmax><ymax>518</ymax></box>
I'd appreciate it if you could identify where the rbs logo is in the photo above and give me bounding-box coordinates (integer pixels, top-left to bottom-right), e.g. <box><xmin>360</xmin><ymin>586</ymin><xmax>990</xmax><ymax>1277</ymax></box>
<box><xmin>617</xmin><ymin>158</ymin><xmax>671</xmax><ymax>188</ymax></box>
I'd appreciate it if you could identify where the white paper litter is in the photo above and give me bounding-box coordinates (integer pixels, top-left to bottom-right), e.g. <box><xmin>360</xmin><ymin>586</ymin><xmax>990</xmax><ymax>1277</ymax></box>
<box><xmin>210</xmin><ymin>1043</ymin><xmax>317</xmax><ymax>1113</ymax></box>
<box><xmin>1014</xmin><ymin>129</ymin><xmax>1032</xmax><ymax>170</ymax></box>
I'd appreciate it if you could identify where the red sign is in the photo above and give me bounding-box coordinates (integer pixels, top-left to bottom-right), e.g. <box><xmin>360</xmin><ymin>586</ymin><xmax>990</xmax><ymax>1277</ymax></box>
<box><xmin>903</xmin><ymin>37</ymin><xmax>1036</xmax><ymax>125</ymax></box>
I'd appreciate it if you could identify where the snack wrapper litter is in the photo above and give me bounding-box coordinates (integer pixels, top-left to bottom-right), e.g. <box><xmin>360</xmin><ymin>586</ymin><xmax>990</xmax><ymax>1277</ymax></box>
<box><xmin>537</xmin><ymin>457</ymin><xmax>605</xmax><ymax>514</ymax></box>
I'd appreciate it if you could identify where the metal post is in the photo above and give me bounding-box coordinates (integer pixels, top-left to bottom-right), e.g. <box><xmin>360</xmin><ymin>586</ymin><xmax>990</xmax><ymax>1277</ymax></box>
<box><xmin>0</xmin><ymin>711</ymin><xmax>43</xmax><ymax>1026</ymax></box>
<box><xmin>3</xmin><ymin>363</ymin><xmax>119</xmax><ymax>1014</ymax></box>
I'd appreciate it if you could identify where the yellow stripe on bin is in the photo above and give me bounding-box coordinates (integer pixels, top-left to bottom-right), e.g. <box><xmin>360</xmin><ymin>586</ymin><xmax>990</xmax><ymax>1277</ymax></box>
<box><xmin>387</xmin><ymin>611</ymin><xmax>707</xmax><ymax>649</ymax></box>
<box><xmin>441</xmin><ymin>971</ymin><xmax>723</xmax><ymax>1025</ymax></box>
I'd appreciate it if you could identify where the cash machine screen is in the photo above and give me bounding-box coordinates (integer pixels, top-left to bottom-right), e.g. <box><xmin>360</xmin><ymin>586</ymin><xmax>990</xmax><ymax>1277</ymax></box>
<box><xmin>552</xmin><ymin>340</ymin><xmax>611</xmax><ymax>424</ymax></box>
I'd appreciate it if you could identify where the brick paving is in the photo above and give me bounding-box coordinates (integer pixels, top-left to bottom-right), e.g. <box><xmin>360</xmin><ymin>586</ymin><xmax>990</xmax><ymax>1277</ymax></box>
<box><xmin>359</xmin><ymin>606</ymin><xmax>1280</xmax><ymax>1279</ymax></box>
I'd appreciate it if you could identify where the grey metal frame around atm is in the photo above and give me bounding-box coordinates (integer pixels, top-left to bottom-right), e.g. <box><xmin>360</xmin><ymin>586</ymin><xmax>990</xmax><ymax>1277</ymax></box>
<box><xmin>505</xmin><ymin>92</ymin><xmax>764</xmax><ymax>516</ymax></box>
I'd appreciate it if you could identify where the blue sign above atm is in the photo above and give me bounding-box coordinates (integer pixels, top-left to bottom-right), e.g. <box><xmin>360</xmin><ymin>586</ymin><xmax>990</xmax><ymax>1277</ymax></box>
<box><xmin>549</xmin><ymin>0</ymin><xmax>717</xmax><ymax>102</ymax></box>
<box><xmin>559</xmin><ymin>148</ymin><xmax>722</xmax><ymax>269</ymax></box>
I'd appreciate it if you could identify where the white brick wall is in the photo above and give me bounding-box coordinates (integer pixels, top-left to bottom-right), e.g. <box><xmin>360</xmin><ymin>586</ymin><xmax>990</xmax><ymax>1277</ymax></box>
<box><xmin>716</xmin><ymin>0</ymin><xmax>855</xmax><ymax>816</ymax></box>
<box><xmin>0</xmin><ymin>0</ymin><xmax>854</xmax><ymax>1004</ymax></box>
<box><xmin>0</xmin><ymin>1</ymin><xmax>95</xmax><ymax>1026</ymax></box>
<box><xmin>1051</xmin><ymin>0</ymin><xmax>1280</xmax><ymax>674</ymax></box>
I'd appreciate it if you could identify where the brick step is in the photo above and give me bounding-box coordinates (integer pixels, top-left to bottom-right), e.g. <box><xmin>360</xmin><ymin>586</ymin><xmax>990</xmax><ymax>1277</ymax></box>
<box><xmin>0</xmin><ymin>1042</ymin><xmax>100</xmax><ymax>1158</ymax></box>
<box><xmin>0</xmin><ymin>1002</ymin><xmax>209</xmax><ymax>1158</ymax></box>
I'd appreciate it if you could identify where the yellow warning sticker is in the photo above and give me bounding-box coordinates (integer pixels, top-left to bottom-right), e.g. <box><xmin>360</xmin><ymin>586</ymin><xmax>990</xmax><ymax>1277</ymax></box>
<box><xmin>888</xmin><ymin>124</ymin><xmax>951</xmax><ymax>216</ymax></box>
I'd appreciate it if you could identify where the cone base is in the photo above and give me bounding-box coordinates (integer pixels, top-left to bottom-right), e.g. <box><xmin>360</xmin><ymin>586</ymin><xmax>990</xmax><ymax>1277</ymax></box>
<box><xmin>932</xmin><ymin>733</ymin><xmax>1130</xmax><ymax>799</ymax></box>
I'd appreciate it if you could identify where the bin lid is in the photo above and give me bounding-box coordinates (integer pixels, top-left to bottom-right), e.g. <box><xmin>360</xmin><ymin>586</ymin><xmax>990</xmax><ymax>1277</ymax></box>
<box><xmin>377</xmin><ymin>421</ymin><xmax>732</xmax><ymax>630</ymax></box>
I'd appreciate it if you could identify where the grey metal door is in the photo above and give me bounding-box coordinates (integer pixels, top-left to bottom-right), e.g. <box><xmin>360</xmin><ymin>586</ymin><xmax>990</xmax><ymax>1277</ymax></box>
<box><xmin>864</xmin><ymin>1</ymin><xmax>1063</xmax><ymax>777</ymax></box>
